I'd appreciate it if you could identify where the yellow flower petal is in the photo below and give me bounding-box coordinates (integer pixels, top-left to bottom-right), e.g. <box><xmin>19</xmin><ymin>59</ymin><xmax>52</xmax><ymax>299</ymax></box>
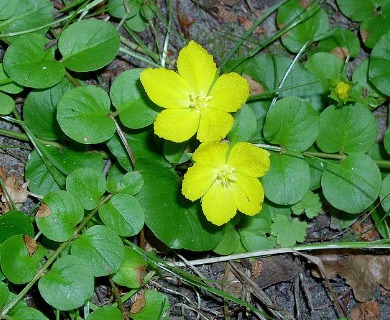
<box><xmin>154</xmin><ymin>108</ymin><xmax>199</xmax><ymax>142</ymax></box>
<box><xmin>177</xmin><ymin>41</ymin><xmax>217</xmax><ymax>94</ymax></box>
<box><xmin>208</xmin><ymin>73</ymin><xmax>250</xmax><ymax>112</ymax></box>
<box><xmin>232</xmin><ymin>172</ymin><xmax>264</xmax><ymax>215</ymax></box>
<box><xmin>182</xmin><ymin>164</ymin><xmax>215</xmax><ymax>201</ymax></box>
<box><xmin>201</xmin><ymin>183</ymin><xmax>237</xmax><ymax>226</ymax></box>
<box><xmin>140</xmin><ymin>68</ymin><xmax>191</xmax><ymax>109</ymax></box>
<box><xmin>197</xmin><ymin>108</ymin><xmax>234</xmax><ymax>142</ymax></box>
<box><xmin>227</xmin><ymin>142</ymin><xmax>270</xmax><ymax>177</ymax></box>
<box><xmin>192</xmin><ymin>142</ymin><xmax>228</xmax><ymax>167</ymax></box>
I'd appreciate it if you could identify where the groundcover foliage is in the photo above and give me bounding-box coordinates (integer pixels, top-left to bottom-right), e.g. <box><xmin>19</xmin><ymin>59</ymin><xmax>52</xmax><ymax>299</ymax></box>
<box><xmin>1</xmin><ymin>0</ymin><xmax>390</xmax><ymax>318</ymax></box>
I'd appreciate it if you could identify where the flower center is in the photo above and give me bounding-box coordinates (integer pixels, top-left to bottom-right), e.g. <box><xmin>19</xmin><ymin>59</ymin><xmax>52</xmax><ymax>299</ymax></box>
<box><xmin>215</xmin><ymin>165</ymin><xmax>236</xmax><ymax>188</ymax></box>
<box><xmin>335</xmin><ymin>81</ymin><xmax>351</xmax><ymax>100</ymax></box>
<box><xmin>189</xmin><ymin>93</ymin><xmax>212</xmax><ymax>110</ymax></box>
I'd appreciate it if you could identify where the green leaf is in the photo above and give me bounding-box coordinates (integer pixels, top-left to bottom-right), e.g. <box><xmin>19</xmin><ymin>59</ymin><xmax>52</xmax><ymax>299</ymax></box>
<box><xmin>71</xmin><ymin>225</ymin><xmax>124</xmax><ymax>277</ymax></box>
<box><xmin>336</xmin><ymin>0</ymin><xmax>376</xmax><ymax>21</ymax></box>
<box><xmin>0</xmin><ymin>281</ymin><xmax>9</xmax><ymax>308</ymax></box>
<box><xmin>11</xmin><ymin>307</ymin><xmax>49</xmax><ymax>320</ymax></box>
<box><xmin>380</xmin><ymin>174</ymin><xmax>390</xmax><ymax>213</ymax></box>
<box><xmin>277</xmin><ymin>0</ymin><xmax>329</xmax><ymax>53</ymax></box>
<box><xmin>112</xmin><ymin>246</ymin><xmax>147</xmax><ymax>289</ymax></box>
<box><xmin>99</xmin><ymin>193</ymin><xmax>144</xmax><ymax>237</ymax></box>
<box><xmin>57</xmin><ymin>85</ymin><xmax>116</xmax><ymax>144</ymax></box>
<box><xmin>213</xmin><ymin>224</ymin><xmax>242</xmax><ymax>255</ymax></box>
<box><xmin>59</xmin><ymin>19</ymin><xmax>120</xmax><ymax>72</ymax></box>
<box><xmin>0</xmin><ymin>235</ymin><xmax>45</xmax><ymax>284</ymax></box>
<box><xmin>305</xmin><ymin>52</ymin><xmax>344</xmax><ymax>89</ymax></box>
<box><xmin>263</xmin><ymin>96</ymin><xmax>319</xmax><ymax>152</ymax></box>
<box><xmin>316</xmin><ymin>104</ymin><xmax>377</xmax><ymax>154</ymax></box>
<box><xmin>291</xmin><ymin>191</ymin><xmax>322</xmax><ymax>218</ymax></box>
<box><xmin>228</xmin><ymin>104</ymin><xmax>258</xmax><ymax>143</ymax></box>
<box><xmin>118</xmin><ymin>171</ymin><xmax>144</xmax><ymax>195</ymax></box>
<box><xmin>384</xmin><ymin>128</ymin><xmax>390</xmax><ymax>155</ymax></box>
<box><xmin>305</xmin><ymin>151</ymin><xmax>328</xmax><ymax>190</ymax></box>
<box><xmin>0</xmin><ymin>92</ymin><xmax>14</xmax><ymax>115</ymax></box>
<box><xmin>66</xmin><ymin>168</ymin><xmax>106</xmax><ymax>210</ymax></box>
<box><xmin>36</xmin><ymin>190</ymin><xmax>84</xmax><ymax>242</ymax></box>
<box><xmin>262</xmin><ymin>153</ymin><xmax>310</xmax><ymax>205</ymax></box>
<box><xmin>163</xmin><ymin>141</ymin><xmax>190</xmax><ymax>165</ymax></box>
<box><xmin>125</xmin><ymin>12</ymin><xmax>150</xmax><ymax>33</ymax></box>
<box><xmin>0</xmin><ymin>0</ymin><xmax>54</xmax><ymax>40</ymax></box>
<box><xmin>360</xmin><ymin>14</ymin><xmax>390</xmax><ymax>48</ymax></box>
<box><xmin>369</xmin><ymin>30</ymin><xmax>390</xmax><ymax>95</ymax></box>
<box><xmin>321</xmin><ymin>154</ymin><xmax>381</xmax><ymax>213</ymax></box>
<box><xmin>106</xmin><ymin>163</ymin><xmax>127</xmax><ymax>193</ymax></box>
<box><xmin>0</xmin><ymin>0</ymin><xmax>17</xmax><ymax>20</ymax></box>
<box><xmin>3</xmin><ymin>34</ymin><xmax>65</xmax><ymax>89</ymax></box>
<box><xmin>108</xmin><ymin>0</ymin><xmax>141</xmax><ymax>18</ymax></box>
<box><xmin>86</xmin><ymin>306</ymin><xmax>122</xmax><ymax>320</ymax></box>
<box><xmin>238</xmin><ymin>203</ymin><xmax>279</xmax><ymax>251</ymax></box>
<box><xmin>136</xmin><ymin>159</ymin><xmax>223</xmax><ymax>251</ymax></box>
<box><xmin>131</xmin><ymin>289</ymin><xmax>170</xmax><ymax>320</ymax></box>
<box><xmin>313</xmin><ymin>27</ymin><xmax>360</xmax><ymax>58</ymax></box>
<box><xmin>0</xmin><ymin>63</ymin><xmax>23</xmax><ymax>94</ymax></box>
<box><xmin>38</xmin><ymin>255</ymin><xmax>94</xmax><ymax>311</ymax></box>
<box><xmin>243</xmin><ymin>55</ymin><xmax>324</xmax><ymax>110</ymax></box>
<box><xmin>24</xmin><ymin>78</ymin><xmax>72</xmax><ymax>140</ymax></box>
<box><xmin>110</xmin><ymin>69</ymin><xmax>159</xmax><ymax>129</ymax></box>
<box><xmin>25</xmin><ymin>145</ymin><xmax>104</xmax><ymax>195</ymax></box>
<box><xmin>271</xmin><ymin>215</ymin><xmax>307</xmax><ymax>247</ymax></box>
<box><xmin>0</xmin><ymin>210</ymin><xmax>34</xmax><ymax>245</ymax></box>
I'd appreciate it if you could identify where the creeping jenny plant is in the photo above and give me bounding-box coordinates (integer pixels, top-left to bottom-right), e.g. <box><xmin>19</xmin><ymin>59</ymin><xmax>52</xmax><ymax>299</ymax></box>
<box><xmin>3</xmin><ymin>0</ymin><xmax>390</xmax><ymax>318</ymax></box>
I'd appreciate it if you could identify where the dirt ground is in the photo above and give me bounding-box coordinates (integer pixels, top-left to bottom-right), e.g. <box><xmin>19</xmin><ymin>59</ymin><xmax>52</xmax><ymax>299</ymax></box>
<box><xmin>1</xmin><ymin>0</ymin><xmax>390</xmax><ymax>319</ymax></box>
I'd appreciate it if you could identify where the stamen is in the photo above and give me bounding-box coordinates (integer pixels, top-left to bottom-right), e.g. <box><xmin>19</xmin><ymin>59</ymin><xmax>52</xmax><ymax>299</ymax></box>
<box><xmin>215</xmin><ymin>165</ymin><xmax>236</xmax><ymax>188</ymax></box>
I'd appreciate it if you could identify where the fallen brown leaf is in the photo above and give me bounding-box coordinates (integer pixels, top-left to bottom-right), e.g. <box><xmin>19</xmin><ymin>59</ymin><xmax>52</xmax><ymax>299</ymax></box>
<box><xmin>349</xmin><ymin>301</ymin><xmax>380</xmax><ymax>320</ymax></box>
<box><xmin>24</xmin><ymin>234</ymin><xmax>38</xmax><ymax>256</ymax></box>
<box><xmin>130</xmin><ymin>290</ymin><xmax>146</xmax><ymax>314</ymax></box>
<box><xmin>36</xmin><ymin>203</ymin><xmax>51</xmax><ymax>218</ymax></box>
<box><xmin>316</xmin><ymin>252</ymin><xmax>390</xmax><ymax>302</ymax></box>
<box><xmin>0</xmin><ymin>167</ymin><xmax>29</xmax><ymax>210</ymax></box>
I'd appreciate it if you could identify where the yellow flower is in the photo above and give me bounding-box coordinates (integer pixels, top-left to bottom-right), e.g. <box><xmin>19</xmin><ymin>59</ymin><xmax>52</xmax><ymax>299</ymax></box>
<box><xmin>140</xmin><ymin>41</ymin><xmax>250</xmax><ymax>143</ymax></box>
<box><xmin>335</xmin><ymin>81</ymin><xmax>351</xmax><ymax>100</ymax></box>
<box><xmin>182</xmin><ymin>141</ymin><xmax>270</xmax><ymax>226</ymax></box>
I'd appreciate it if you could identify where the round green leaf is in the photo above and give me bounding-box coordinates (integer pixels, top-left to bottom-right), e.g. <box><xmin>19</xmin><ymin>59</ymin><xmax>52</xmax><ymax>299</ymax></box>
<box><xmin>36</xmin><ymin>190</ymin><xmax>84</xmax><ymax>242</ymax></box>
<box><xmin>59</xmin><ymin>19</ymin><xmax>120</xmax><ymax>72</ymax></box>
<box><xmin>227</xmin><ymin>104</ymin><xmax>257</xmax><ymax>143</ymax></box>
<box><xmin>112</xmin><ymin>246</ymin><xmax>147</xmax><ymax>289</ymax></box>
<box><xmin>38</xmin><ymin>255</ymin><xmax>94</xmax><ymax>311</ymax></box>
<box><xmin>277</xmin><ymin>1</ymin><xmax>329</xmax><ymax>53</ymax></box>
<box><xmin>66</xmin><ymin>168</ymin><xmax>106</xmax><ymax>210</ymax></box>
<box><xmin>125</xmin><ymin>13</ymin><xmax>150</xmax><ymax>33</ymax></box>
<box><xmin>321</xmin><ymin>154</ymin><xmax>381</xmax><ymax>214</ymax></box>
<box><xmin>108</xmin><ymin>0</ymin><xmax>141</xmax><ymax>18</ymax></box>
<box><xmin>264</xmin><ymin>97</ymin><xmax>319</xmax><ymax>152</ymax></box>
<box><xmin>99</xmin><ymin>193</ymin><xmax>144</xmax><ymax>237</ymax></box>
<box><xmin>163</xmin><ymin>141</ymin><xmax>190</xmax><ymax>165</ymax></box>
<box><xmin>0</xmin><ymin>282</ymin><xmax>9</xmax><ymax>308</ymax></box>
<box><xmin>360</xmin><ymin>15</ymin><xmax>390</xmax><ymax>49</ymax></box>
<box><xmin>24</xmin><ymin>78</ymin><xmax>72</xmax><ymax>140</ymax></box>
<box><xmin>0</xmin><ymin>92</ymin><xmax>14</xmax><ymax>115</ymax></box>
<box><xmin>71</xmin><ymin>225</ymin><xmax>124</xmax><ymax>277</ymax></box>
<box><xmin>0</xmin><ymin>0</ymin><xmax>54</xmax><ymax>41</ymax></box>
<box><xmin>57</xmin><ymin>85</ymin><xmax>116</xmax><ymax>144</ymax></box>
<box><xmin>110</xmin><ymin>69</ymin><xmax>159</xmax><ymax>129</ymax></box>
<box><xmin>106</xmin><ymin>163</ymin><xmax>126</xmax><ymax>193</ymax></box>
<box><xmin>3</xmin><ymin>34</ymin><xmax>65</xmax><ymax>89</ymax></box>
<box><xmin>131</xmin><ymin>289</ymin><xmax>170</xmax><ymax>320</ymax></box>
<box><xmin>262</xmin><ymin>153</ymin><xmax>310</xmax><ymax>205</ymax></box>
<box><xmin>369</xmin><ymin>30</ymin><xmax>390</xmax><ymax>95</ymax></box>
<box><xmin>118</xmin><ymin>171</ymin><xmax>144</xmax><ymax>195</ymax></box>
<box><xmin>305</xmin><ymin>52</ymin><xmax>344</xmax><ymax>88</ymax></box>
<box><xmin>243</xmin><ymin>55</ymin><xmax>325</xmax><ymax>111</ymax></box>
<box><xmin>0</xmin><ymin>235</ymin><xmax>45</xmax><ymax>284</ymax></box>
<box><xmin>313</xmin><ymin>27</ymin><xmax>360</xmax><ymax>58</ymax></box>
<box><xmin>86</xmin><ymin>306</ymin><xmax>122</xmax><ymax>320</ymax></box>
<box><xmin>213</xmin><ymin>225</ymin><xmax>241</xmax><ymax>255</ymax></box>
<box><xmin>0</xmin><ymin>210</ymin><xmax>34</xmax><ymax>245</ymax></box>
<box><xmin>384</xmin><ymin>127</ymin><xmax>390</xmax><ymax>155</ymax></box>
<box><xmin>12</xmin><ymin>307</ymin><xmax>49</xmax><ymax>320</ymax></box>
<box><xmin>316</xmin><ymin>104</ymin><xmax>377</xmax><ymax>154</ymax></box>
<box><xmin>0</xmin><ymin>63</ymin><xmax>23</xmax><ymax>94</ymax></box>
<box><xmin>136</xmin><ymin>159</ymin><xmax>223</xmax><ymax>251</ymax></box>
<box><xmin>336</xmin><ymin>0</ymin><xmax>376</xmax><ymax>21</ymax></box>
